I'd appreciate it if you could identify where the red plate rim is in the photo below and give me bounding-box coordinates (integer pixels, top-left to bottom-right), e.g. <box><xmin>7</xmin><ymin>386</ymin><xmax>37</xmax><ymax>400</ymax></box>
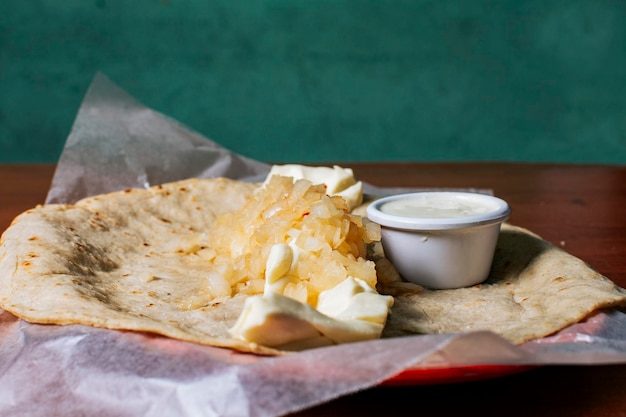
<box><xmin>380</xmin><ymin>364</ymin><xmax>537</xmax><ymax>386</ymax></box>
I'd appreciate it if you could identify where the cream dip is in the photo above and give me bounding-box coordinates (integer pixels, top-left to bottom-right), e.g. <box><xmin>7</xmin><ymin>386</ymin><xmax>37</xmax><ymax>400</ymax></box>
<box><xmin>380</xmin><ymin>194</ymin><xmax>499</xmax><ymax>219</ymax></box>
<box><xmin>366</xmin><ymin>191</ymin><xmax>512</xmax><ymax>289</ymax></box>
<box><xmin>367</xmin><ymin>191</ymin><xmax>511</xmax><ymax>231</ymax></box>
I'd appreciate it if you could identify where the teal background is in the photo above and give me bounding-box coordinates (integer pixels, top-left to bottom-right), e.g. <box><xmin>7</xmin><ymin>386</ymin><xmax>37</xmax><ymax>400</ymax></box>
<box><xmin>1</xmin><ymin>0</ymin><xmax>625</xmax><ymax>164</ymax></box>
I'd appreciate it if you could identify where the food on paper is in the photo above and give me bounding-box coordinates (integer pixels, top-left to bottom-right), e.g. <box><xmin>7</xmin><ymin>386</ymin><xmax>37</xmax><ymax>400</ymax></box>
<box><xmin>1</xmin><ymin>162</ymin><xmax>626</xmax><ymax>354</ymax></box>
<box><xmin>0</xmin><ymin>172</ymin><xmax>388</xmax><ymax>355</ymax></box>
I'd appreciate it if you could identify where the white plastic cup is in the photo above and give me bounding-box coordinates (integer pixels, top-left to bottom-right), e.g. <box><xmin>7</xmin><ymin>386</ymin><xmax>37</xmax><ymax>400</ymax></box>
<box><xmin>366</xmin><ymin>191</ymin><xmax>511</xmax><ymax>289</ymax></box>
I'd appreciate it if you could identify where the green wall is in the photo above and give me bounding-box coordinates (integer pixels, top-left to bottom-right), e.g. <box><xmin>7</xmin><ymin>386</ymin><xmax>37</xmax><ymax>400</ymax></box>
<box><xmin>2</xmin><ymin>0</ymin><xmax>625</xmax><ymax>164</ymax></box>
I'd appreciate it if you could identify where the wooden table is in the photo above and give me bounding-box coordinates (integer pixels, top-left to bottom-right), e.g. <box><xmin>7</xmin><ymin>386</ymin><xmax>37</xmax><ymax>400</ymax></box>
<box><xmin>1</xmin><ymin>162</ymin><xmax>626</xmax><ymax>417</ymax></box>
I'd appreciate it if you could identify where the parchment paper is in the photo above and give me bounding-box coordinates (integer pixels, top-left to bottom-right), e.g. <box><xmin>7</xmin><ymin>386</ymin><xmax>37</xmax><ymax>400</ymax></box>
<box><xmin>2</xmin><ymin>73</ymin><xmax>626</xmax><ymax>417</ymax></box>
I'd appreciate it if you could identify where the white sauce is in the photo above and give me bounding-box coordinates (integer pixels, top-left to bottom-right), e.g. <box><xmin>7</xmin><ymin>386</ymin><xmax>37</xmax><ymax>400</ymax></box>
<box><xmin>380</xmin><ymin>194</ymin><xmax>498</xmax><ymax>219</ymax></box>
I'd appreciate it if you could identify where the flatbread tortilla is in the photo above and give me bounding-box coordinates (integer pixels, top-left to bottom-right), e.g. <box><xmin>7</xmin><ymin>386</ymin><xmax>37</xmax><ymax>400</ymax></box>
<box><xmin>1</xmin><ymin>177</ymin><xmax>625</xmax><ymax>354</ymax></box>
<box><xmin>379</xmin><ymin>223</ymin><xmax>626</xmax><ymax>344</ymax></box>
<box><xmin>0</xmin><ymin>177</ymin><xmax>283</xmax><ymax>354</ymax></box>
<box><xmin>0</xmin><ymin>176</ymin><xmax>381</xmax><ymax>355</ymax></box>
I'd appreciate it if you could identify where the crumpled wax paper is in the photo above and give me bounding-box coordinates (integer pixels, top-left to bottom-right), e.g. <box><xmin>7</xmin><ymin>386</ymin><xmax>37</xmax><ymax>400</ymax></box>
<box><xmin>2</xmin><ymin>73</ymin><xmax>626</xmax><ymax>417</ymax></box>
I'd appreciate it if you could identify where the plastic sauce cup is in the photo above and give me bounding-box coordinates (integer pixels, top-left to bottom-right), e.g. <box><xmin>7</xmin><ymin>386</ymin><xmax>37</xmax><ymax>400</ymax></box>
<box><xmin>366</xmin><ymin>191</ymin><xmax>511</xmax><ymax>289</ymax></box>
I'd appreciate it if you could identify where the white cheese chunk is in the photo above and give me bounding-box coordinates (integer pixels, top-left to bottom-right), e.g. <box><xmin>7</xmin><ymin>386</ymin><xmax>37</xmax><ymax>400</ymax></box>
<box><xmin>263</xmin><ymin>164</ymin><xmax>363</xmax><ymax>210</ymax></box>
<box><xmin>229</xmin><ymin>242</ymin><xmax>394</xmax><ymax>351</ymax></box>
<box><xmin>317</xmin><ymin>277</ymin><xmax>391</xmax><ymax>323</ymax></box>
<box><xmin>229</xmin><ymin>291</ymin><xmax>392</xmax><ymax>350</ymax></box>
